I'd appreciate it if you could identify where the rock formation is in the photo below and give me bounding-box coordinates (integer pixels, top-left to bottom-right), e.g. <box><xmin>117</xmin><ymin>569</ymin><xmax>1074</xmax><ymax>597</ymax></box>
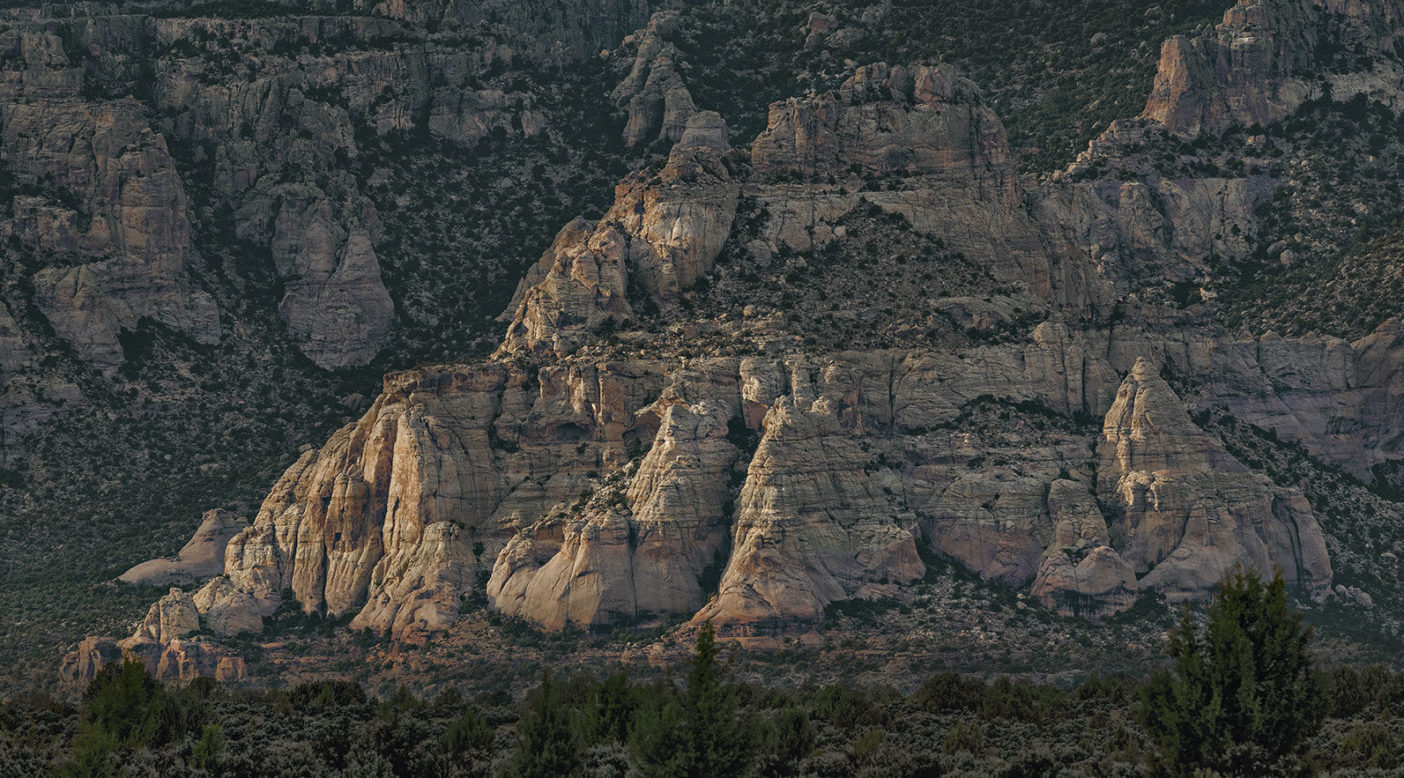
<box><xmin>2</xmin><ymin>98</ymin><xmax>221</xmax><ymax>372</ymax></box>
<box><xmin>1036</xmin><ymin>159</ymin><xmax>1273</xmax><ymax>294</ymax></box>
<box><xmin>699</xmin><ymin>391</ymin><xmax>924</xmax><ymax>626</ymax></box>
<box><xmin>62</xmin><ymin>0</ymin><xmax>1404</xmax><ymax>685</ymax></box>
<box><xmin>1143</xmin><ymin>0</ymin><xmax>1404</xmax><ymax>136</ymax></box>
<box><xmin>499</xmin><ymin>110</ymin><xmax>739</xmax><ymax>355</ymax></box>
<box><xmin>119</xmin><ymin>510</ymin><xmax>250</xmax><ymax>587</ymax></box>
<box><xmin>1096</xmin><ymin>358</ymin><xmax>1331</xmax><ymax>599</ymax></box>
<box><xmin>1029</xmin><ymin>480</ymin><xmax>1138</xmax><ymax>619</ymax></box>
<box><xmin>751</xmin><ymin>62</ymin><xmax>1012</xmax><ymax>181</ymax></box>
<box><xmin>106</xmin><ymin>323</ymin><xmax>1358</xmax><ymax>652</ymax></box>
<box><xmin>612</xmin><ymin>11</ymin><xmax>696</xmax><ymax>147</ymax></box>
<box><xmin>0</xmin><ymin>6</ymin><xmax>625</xmax><ymax>380</ymax></box>
<box><xmin>490</xmin><ymin>398</ymin><xmax>740</xmax><ymax>629</ymax></box>
<box><xmin>241</xmin><ymin>185</ymin><xmax>393</xmax><ymax>369</ymax></box>
<box><xmin>59</xmin><ymin>591</ymin><xmax>248</xmax><ymax>686</ymax></box>
<box><xmin>744</xmin><ymin>63</ymin><xmax>1098</xmax><ymax>314</ymax></box>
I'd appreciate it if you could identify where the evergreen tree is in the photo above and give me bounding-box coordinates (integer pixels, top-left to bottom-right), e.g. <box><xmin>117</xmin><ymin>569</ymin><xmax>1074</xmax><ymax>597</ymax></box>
<box><xmin>684</xmin><ymin>622</ymin><xmax>751</xmax><ymax>774</ymax></box>
<box><xmin>439</xmin><ymin>706</ymin><xmax>493</xmax><ymax>777</ymax></box>
<box><xmin>628</xmin><ymin>681</ymin><xmax>689</xmax><ymax>778</ymax></box>
<box><xmin>64</xmin><ymin>659</ymin><xmax>167</xmax><ymax>777</ymax></box>
<box><xmin>190</xmin><ymin>723</ymin><xmax>226</xmax><ymax>772</ymax></box>
<box><xmin>755</xmin><ymin>705</ymin><xmax>816</xmax><ymax>777</ymax></box>
<box><xmin>581</xmin><ymin>671</ymin><xmax>635</xmax><ymax>745</ymax></box>
<box><xmin>630</xmin><ymin>622</ymin><xmax>753</xmax><ymax>777</ymax></box>
<box><xmin>509</xmin><ymin>671</ymin><xmax>584</xmax><ymax>778</ymax></box>
<box><xmin>1139</xmin><ymin>566</ymin><xmax>1323</xmax><ymax>774</ymax></box>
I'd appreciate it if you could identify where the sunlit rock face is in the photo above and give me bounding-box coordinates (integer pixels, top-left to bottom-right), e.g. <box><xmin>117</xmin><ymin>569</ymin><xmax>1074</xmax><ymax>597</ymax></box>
<box><xmin>77</xmin><ymin>0</ymin><xmax>1404</xmax><ymax>683</ymax></box>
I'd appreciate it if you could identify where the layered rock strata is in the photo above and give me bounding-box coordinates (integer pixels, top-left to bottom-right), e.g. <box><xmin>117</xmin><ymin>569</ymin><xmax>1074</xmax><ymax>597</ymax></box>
<box><xmin>1096</xmin><ymin>359</ymin><xmax>1331</xmax><ymax>600</ymax></box>
<box><xmin>1</xmin><ymin>97</ymin><xmax>220</xmax><ymax>372</ymax></box>
<box><xmin>91</xmin><ymin>320</ymin><xmax>1366</xmax><ymax>660</ymax></box>
<box><xmin>69</xmin><ymin>0</ymin><xmax>1404</xmax><ymax>680</ymax></box>
<box><xmin>747</xmin><ymin>63</ymin><xmax>1066</xmax><ymax>305</ymax></box>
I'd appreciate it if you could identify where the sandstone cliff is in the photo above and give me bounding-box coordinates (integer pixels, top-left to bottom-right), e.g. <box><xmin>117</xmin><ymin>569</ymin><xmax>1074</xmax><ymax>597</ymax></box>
<box><xmin>101</xmin><ymin>324</ymin><xmax>1364</xmax><ymax>654</ymax></box>
<box><xmin>118</xmin><ymin>510</ymin><xmax>249</xmax><ymax>587</ymax></box>
<box><xmin>57</xmin><ymin>0</ymin><xmax>1404</xmax><ymax>687</ymax></box>
<box><xmin>1096</xmin><ymin>358</ymin><xmax>1331</xmax><ymax>599</ymax></box>
<box><xmin>2</xmin><ymin>96</ymin><xmax>220</xmax><ymax>372</ymax></box>
<box><xmin>611</xmin><ymin>11</ymin><xmax>696</xmax><ymax>148</ymax></box>
<box><xmin>499</xmin><ymin>110</ymin><xmax>739</xmax><ymax>355</ymax></box>
<box><xmin>1143</xmin><ymin>0</ymin><xmax>1404</xmax><ymax>135</ymax></box>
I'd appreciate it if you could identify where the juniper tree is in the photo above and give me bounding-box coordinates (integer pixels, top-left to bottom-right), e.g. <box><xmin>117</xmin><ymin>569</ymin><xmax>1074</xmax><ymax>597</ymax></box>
<box><xmin>509</xmin><ymin>671</ymin><xmax>583</xmax><ymax>778</ymax></box>
<box><xmin>630</xmin><ymin>622</ymin><xmax>753</xmax><ymax>777</ymax></box>
<box><xmin>1139</xmin><ymin>566</ymin><xmax>1323</xmax><ymax>774</ymax></box>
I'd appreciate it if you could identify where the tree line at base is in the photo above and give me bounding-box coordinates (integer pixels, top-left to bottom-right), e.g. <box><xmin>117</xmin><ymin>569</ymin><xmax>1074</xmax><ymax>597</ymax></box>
<box><xmin>3</xmin><ymin>568</ymin><xmax>1400</xmax><ymax>777</ymax></box>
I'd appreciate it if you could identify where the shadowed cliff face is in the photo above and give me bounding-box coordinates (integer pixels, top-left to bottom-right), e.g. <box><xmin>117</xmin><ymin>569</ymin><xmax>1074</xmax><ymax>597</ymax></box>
<box><xmin>43</xmin><ymin>0</ymin><xmax>1404</xmax><ymax>685</ymax></box>
<box><xmin>0</xmin><ymin>0</ymin><xmax>662</xmax><ymax>469</ymax></box>
<box><xmin>1143</xmin><ymin>0</ymin><xmax>1404</xmax><ymax>136</ymax></box>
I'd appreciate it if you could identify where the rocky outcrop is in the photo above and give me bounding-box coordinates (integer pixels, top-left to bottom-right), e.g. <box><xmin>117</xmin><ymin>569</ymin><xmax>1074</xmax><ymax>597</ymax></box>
<box><xmin>699</xmin><ymin>392</ymin><xmax>924</xmax><ymax>627</ymax></box>
<box><xmin>751</xmin><ymin>62</ymin><xmax>1012</xmax><ymax>182</ymax></box>
<box><xmin>239</xmin><ymin>185</ymin><xmax>393</xmax><ymax>369</ymax></box>
<box><xmin>499</xmin><ymin>111</ymin><xmax>739</xmax><ymax>355</ymax></box>
<box><xmin>1027</xmin><ymin>478</ymin><xmax>1138</xmax><ymax>619</ymax></box>
<box><xmin>0</xmin><ymin>9</ymin><xmax>625</xmax><ymax>374</ymax></box>
<box><xmin>187</xmin><ymin>360</ymin><xmax>663</xmax><ymax>639</ymax></box>
<box><xmin>1096</xmin><ymin>358</ymin><xmax>1331</xmax><ymax>599</ymax></box>
<box><xmin>1</xmin><ymin>98</ymin><xmax>220</xmax><ymax>372</ymax></box>
<box><xmin>117</xmin><ymin>637</ymin><xmax>247</xmax><ymax>684</ymax></box>
<box><xmin>612</xmin><ymin>12</ymin><xmax>696</xmax><ymax>147</ymax></box>
<box><xmin>132</xmin><ymin>588</ymin><xmax>201</xmax><ymax>644</ymax></box>
<box><xmin>1142</xmin><ymin>0</ymin><xmax>1404</xmax><ymax>136</ymax></box>
<box><xmin>60</xmin><ymin>616</ymin><xmax>247</xmax><ymax>687</ymax></box>
<box><xmin>67</xmin><ymin>17</ymin><xmax>1404</xmax><ymax>679</ymax></box>
<box><xmin>490</xmin><ymin>398</ymin><xmax>740</xmax><ymax>629</ymax></box>
<box><xmin>1046</xmin><ymin>0</ymin><xmax>1404</xmax><ymax>304</ymax></box>
<box><xmin>58</xmin><ymin>637</ymin><xmax>122</xmax><ymax>689</ymax></box>
<box><xmin>171</xmin><ymin>337</ymin><xmax>1129</xmax><ymax>638</ymax></box>
<box><xmin>95</xmin><ymin>309</ymin><xmax>1398</xmax><ymax>658</ymax></box>
<box><xmin>744</xmin><ymin>63</ymin><xmax>1095</xmax><ymax>314</ymax></box>
<box><xmin>119</xmin><ymin>510</ymin><xmax>249</xmax><ymax>587</ymax></box>
<box><xmin>1088</xmin><ymin>318</ymin><xmax>1404</xmax><ymax>483</ymax></box>
<box><xmin>1031</xmin><ymin>529</ymin><xmax>1139</xmax><ymax>618</ymax></box>
<box><xmin>1037</xmin><ymin>150</ymin><xmax>1273</xmax><ymax>294</ymax></box>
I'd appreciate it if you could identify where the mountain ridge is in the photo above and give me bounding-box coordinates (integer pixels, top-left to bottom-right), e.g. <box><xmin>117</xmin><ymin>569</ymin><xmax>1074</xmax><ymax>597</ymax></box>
<box><xmin>0</xmin><ymin>0</ymin><xmax>1399</xmax><ymax>694</ymax></box>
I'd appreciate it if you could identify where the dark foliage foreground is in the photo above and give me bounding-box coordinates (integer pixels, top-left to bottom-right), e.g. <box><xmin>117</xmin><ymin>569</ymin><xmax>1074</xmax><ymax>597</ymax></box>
<box><xmin>2</xmin><ymin>570</ymin><xmax>1401</xmax><ymax>777</ymax></box>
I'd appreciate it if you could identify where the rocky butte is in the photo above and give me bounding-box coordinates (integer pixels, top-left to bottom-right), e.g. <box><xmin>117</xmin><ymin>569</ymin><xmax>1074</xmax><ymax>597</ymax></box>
<box><xmin>56</xmin><ymin>0</ymin><xmax>1404</xmax><ymax>683</ymax></box>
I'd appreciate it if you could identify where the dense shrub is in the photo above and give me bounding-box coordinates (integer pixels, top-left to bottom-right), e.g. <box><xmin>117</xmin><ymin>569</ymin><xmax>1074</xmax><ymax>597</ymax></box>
<box><xmin>1140</xmin><ymin>568</ymin><xmax>1322</xmax><ymax>774</ymax></box>
<box><xmin>3</xmin><ymin>573</ymin><xmax>1401</xmax><ymax>776</ymax></box>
